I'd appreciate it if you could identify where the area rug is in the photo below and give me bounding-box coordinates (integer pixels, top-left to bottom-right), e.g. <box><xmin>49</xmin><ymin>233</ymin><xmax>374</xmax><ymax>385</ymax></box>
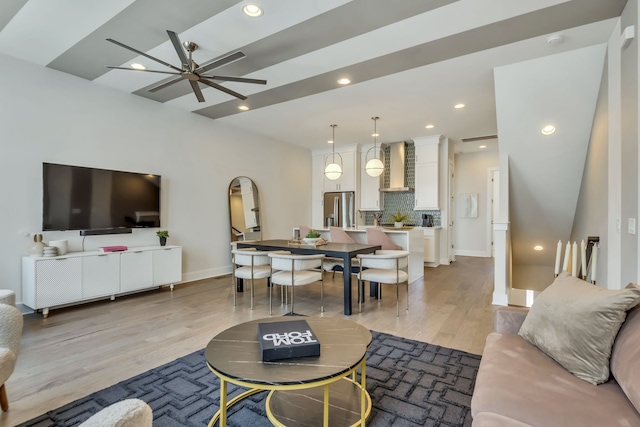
<box><xmin>18</xmin><ymin>331</ymin><xmax>481</xmax><ymax>427</ymax></box>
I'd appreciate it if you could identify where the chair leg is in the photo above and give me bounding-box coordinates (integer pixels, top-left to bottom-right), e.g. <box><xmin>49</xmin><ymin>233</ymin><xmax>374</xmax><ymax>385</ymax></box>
<box><xmin>320</xmin><ymin>275</ymin><xmax>324</xmax><ymax>314</ymax></box>
<box><xmin>269</xmin><ymin>281</ymin><xmax>273</xmax><ymax>315</ymax></box>
<box><xmin>291</xmin><ymin>285</ymin><xmax>295</xmax><ymax>315</ymax></box>
<box><xmin>0</xmin><ymin>383</ymin><xmax>8</xmax><ymax>411</ymax></box>
<box><xmin>358</xmin><ymin>280</ymin><xmax>362</xmax><ymax>313</ymax></box>
<box><xmin>396</xmin><ymin>283</ymin><xmax>400</xmax><ymax>317</ymax></box>
<box><xmin>233</xmin><ymin>274</ymin><xmax>237</xmax><ymax>306</ymax></box>
<box><xmin>406</xmin><ymin>281</ymin><xmax>409</xmax><ymax>312</ymax></box>
<box><xmin>250</xmin><ymin>277</ymin><xmax>255</xmax><ymax>310</ymax></box>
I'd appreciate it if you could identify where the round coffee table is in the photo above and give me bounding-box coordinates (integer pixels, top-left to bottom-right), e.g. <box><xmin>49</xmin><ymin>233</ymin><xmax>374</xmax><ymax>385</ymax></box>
<box><xmin>205</xmin><ymin>316</ymin><xmax>372</xmax><ymax>427</ymax></box>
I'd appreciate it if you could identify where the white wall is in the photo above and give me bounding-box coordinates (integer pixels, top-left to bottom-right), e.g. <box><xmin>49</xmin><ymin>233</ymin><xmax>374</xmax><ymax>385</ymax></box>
<box><xmin>0</xmin><ymin>53</ymin><xmax>312</xmax><ymax>303</ymax></box>
<box><xmin>454</xmin><ymin>150</ymin><xmax>499</xmax><ymax>257</ymax></box>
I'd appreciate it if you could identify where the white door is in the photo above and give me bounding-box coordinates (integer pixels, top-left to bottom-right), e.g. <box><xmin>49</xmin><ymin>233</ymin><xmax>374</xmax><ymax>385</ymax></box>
<box><xmin>448</xmin><ymin>159</ymin><xmax>455</xmax><ymax>262</ymax></box>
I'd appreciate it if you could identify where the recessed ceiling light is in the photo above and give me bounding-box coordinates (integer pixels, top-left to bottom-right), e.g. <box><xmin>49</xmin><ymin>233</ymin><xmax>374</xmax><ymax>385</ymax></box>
<box><xmin>534</xmin><ymin>245</ymin><xmax>544</xmax><ymax>251</ymax></box>
<box><xmin>242</xmin><ymin>4</ymin><xmax>263</xmax><ymax>17</ymax></box>
<box><xmin>425</xmin><ymin>124</ymin><xmax>434</xmax><ymax>129</ymax></box>
<box><xmin>541</xmin><ymin>124</ymin><xmax>556</xmax><ymax>135</ymax></box>
<box><xmin>238</xmin><ymin>105</ymin><xmax>250</xmax><ymax>111</ymax></box>
<box><xmin>372</xmin><ymin>133</ymin><xmax>379</xmax><ymax>137</ymax></box>
<box><xmin>337</xmin><ymin>78</ymin><xmax>351</xmax><ymax>85</ymax></box>
<box><xmin>479</xmin><ymin>145</ymin><xmax>487</xmax><ymax>149</ymax></box>
<box><xmin>131</xmin><ymin>63</ymin><xmax>146</xmax><ymax>70</ymax></box>
<box><xmin>454</xmin><ymin>103</ymin><xmax>466</xmax><ymax>109</ymax></box>
<box><xmin>328</xmin><ymin>140</ymin><xmax>334</xmax><ymax>144</ymax></box>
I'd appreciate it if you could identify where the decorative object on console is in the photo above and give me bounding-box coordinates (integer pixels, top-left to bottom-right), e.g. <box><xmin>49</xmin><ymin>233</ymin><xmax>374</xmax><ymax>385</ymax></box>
<box><xmin>156</xmin><ymin>230</ymin><xmax>169</xmax><ymax>246</ymax></box>
<box><xmin>99</xmin><ymin>246</ymin><xmax>128</xmax><ymax>253</ymax></box>
<box><xmin>29</xmin><ymin>234</ymin><xmax>47</xmax><ymax>257</ymax></box>
<box><xmin>48</xmin><ymin>240</ymin><xmax>68</xmax><ymax>255</ymax></box>
<box><xmin>324</xmin><ymin>124</ymin><xmax>343</xmax><ymax>180</ymax></box>
<box><xmin>365</xmin><ymin>116</ymin><xmax>384</xmax><ymax>177</ymax></box>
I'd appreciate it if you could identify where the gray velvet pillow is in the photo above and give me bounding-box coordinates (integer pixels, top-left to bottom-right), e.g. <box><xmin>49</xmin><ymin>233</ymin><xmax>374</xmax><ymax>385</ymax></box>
<box><xmin>518</xmin><ymin>273</ymin><xmax>640</xmax><ymax>385</ymax></box>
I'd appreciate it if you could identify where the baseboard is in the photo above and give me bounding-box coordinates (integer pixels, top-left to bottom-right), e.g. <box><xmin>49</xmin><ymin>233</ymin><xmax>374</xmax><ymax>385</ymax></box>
<box><xmin>180</xmin><ymin>266</ymin><xmax>232</xmax><ymax>284</ymax></box>
<box><xmin>454</xmin><ymin>249</ymin><xmax>491</xmax><ymax>258</ymax></box>
<box><xmin>492</xmin><ymin>291</ymin><xmax>509</xmax><ymax>306</ymax></box>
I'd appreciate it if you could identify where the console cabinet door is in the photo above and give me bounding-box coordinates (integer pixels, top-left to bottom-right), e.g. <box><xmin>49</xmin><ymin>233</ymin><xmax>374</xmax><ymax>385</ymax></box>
<box><xmin>120</xmin><ymin>250</ymin><xmax>153</xmax><ymax>292</ymax></box>
<box><xmin>153</xmin><ymin>247</ymin><xmax>182</xmax><ymax>285</ymax></box>
<box><xmin>82</xmin><ymin>253</ymin><xmax>120</xmax><ymax>298</ymax></box>
<box><xmin>35</xmin><ymin>257</ymin><xmax>82</xmax><ymax>307</ymax></box>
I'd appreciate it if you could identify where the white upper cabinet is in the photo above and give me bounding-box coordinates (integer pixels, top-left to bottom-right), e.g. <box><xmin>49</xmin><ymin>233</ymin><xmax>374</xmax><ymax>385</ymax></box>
<box><xmin>413</xmin><ymin>136</ymin><xmax>440</xmax><ymax>210</ymax></box>
<box><xmin>323</xmin><ymin>150</ymin><xmax>358</xmax><ymax>192</ymax></box>
<box><xmin>360</xmin><ymin>144</ymin><xmax>384</xmax><ymax>211</ymax></box>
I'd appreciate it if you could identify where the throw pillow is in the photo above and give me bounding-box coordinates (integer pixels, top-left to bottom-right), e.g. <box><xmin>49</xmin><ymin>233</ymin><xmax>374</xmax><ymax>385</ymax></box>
<box><xmin>518</xmin><ymin>273</ymin><xmax>640</xmax><ymax>385</ymax></box>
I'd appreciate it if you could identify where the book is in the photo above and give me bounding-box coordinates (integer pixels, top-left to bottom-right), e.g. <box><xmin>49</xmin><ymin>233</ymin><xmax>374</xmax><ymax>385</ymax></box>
<box><xmin>258</xmin><ymin>320</ymin><xmax>321</xmax><ymax>362</ymax></box>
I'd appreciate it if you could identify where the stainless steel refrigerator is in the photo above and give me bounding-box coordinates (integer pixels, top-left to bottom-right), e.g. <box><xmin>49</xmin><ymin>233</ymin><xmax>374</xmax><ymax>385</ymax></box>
<box><xmin>323</xmin><ymin>191</ymin><xmax>355</xmax><ymax>228</ymax></box>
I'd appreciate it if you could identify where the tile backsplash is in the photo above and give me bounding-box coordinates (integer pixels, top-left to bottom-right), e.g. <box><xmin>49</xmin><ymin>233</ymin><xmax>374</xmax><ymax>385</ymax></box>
<box><xmin>362</xmin><ymin>141</ymin><xmax>441</xmax><ymax>227</ymax></box>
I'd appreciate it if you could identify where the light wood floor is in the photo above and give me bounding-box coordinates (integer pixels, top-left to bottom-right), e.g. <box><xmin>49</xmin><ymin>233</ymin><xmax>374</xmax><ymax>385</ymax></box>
<box><xmin>1</xmin><ymin>256</ymin><xmax>495</xmax><ymax>426</ymax></box>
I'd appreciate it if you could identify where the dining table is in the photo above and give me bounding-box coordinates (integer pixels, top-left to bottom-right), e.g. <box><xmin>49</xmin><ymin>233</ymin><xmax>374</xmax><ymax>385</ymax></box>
<box><xmin>237</xmin><ymin>239</ymin><xmax>381</xmax><ymax>315</ymax></box>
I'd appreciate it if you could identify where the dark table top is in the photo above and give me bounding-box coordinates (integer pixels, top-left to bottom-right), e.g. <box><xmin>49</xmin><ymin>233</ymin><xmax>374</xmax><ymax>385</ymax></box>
<box><xmin>205</xmin><ymin>317</ymin><xmax>372</xmax><ymax>386</ymax></box>
<box><xmin>237</xmin><ymin>239</ymin><xmax>381</xmax><ymax>258</ymax></box>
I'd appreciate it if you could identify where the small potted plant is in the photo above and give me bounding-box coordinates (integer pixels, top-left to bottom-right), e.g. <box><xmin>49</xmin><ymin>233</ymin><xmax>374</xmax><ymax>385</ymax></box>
<box><xmin>303</xmin><ymin>229</ymin><xmax>322</xmax><ymax>244</ymax></box>
<box><xmin>156</xmin><ymin>230</ymin><xmax>169</xmax><ymax>246</ymax></box>
<box><xmin>389</xmin><ymin>210</ymin><xmax>410</xmax><ymax>228</ymax></box>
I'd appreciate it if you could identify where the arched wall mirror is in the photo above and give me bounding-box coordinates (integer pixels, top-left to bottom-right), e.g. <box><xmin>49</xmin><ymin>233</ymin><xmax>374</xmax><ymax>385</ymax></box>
<box><xmin>228</xmin><ymin>176</ymin><xmax>262</xmax><ymax>242</ymax></box>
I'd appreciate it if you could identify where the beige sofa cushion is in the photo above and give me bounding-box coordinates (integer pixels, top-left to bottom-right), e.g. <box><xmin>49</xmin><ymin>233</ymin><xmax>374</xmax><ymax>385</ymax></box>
<box><xmin>611</xmin><ymin>284</ymin><xmax>640</xmax><ymax>412</ymax></box>
<box><xmin>518</xmin><ymin>273</ymin><xmax>640</xmax><ymax>384</ymax></box>
<box><xmin>472</xmin><ymin>412</ymin><xmax>534</xmax><ymax>427</ymax></box>
<box><xmin>472</xmin><ymin>333</ymin><xmax>640</xmax><ymax>426</ymax></box>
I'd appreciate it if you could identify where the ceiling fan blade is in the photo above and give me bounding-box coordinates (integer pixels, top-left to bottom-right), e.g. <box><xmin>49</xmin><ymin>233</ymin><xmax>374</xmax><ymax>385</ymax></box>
<box><xmin>148</xmin><ymin>76</ymin><xmax>185</xmax><ymax>93</ymax></box>
<box><xmin>166</xmin><ymin>30</ymin><xmax>190</xmax><ymax>68</ymax></box>
<box><xmin>106</xmin><ymin>66</ymin><xmax>182</xmax><ymax>76</ymax></box>
<box><xmin>200</xmin><ymin>75</ymin><xmax>267</xmax><ymax>85</ymax></box>
<box><xmin>106</xmin><ymin>38</ymin><xmax>184</xmax><ymax>73</ymax></box>
<box><xmin>189</xmin><ymin>81</ymin><xmax>206</xmax><ymax>102</ymax></box>
<box><xmin>194</xmin><ymin>51</ymin><xmax>246</xmax><ymax>74</ymax></box>
<box><xmin>199</xmin><ymin>79</ymin><xmax>247</xmax><ymax>100</ymax></box>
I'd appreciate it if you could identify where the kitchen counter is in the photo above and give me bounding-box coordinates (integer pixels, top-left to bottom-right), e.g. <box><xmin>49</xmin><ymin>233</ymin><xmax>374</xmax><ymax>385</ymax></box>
<box><xmin>297</xmin><ymin>227</ymin><xmax>424</xmax><ymax>283</ymax></box>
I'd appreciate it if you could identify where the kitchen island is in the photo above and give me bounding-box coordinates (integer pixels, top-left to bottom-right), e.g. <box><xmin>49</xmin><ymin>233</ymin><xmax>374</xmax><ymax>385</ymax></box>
<box><xmin>300</xmin><ymin>227</ymin><xmax>424</xmax><ymax>283</ymax></box>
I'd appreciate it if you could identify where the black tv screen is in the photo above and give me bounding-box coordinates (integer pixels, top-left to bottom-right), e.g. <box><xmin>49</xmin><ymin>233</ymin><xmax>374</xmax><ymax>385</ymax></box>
<box><xmin>43</xmin><ymin>163</ymin><xmax>161</xmax><ymax>231</ymax></box>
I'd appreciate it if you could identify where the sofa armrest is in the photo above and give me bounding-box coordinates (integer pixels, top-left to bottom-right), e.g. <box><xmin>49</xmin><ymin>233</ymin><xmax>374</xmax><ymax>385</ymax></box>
<box><xmin>494</xmin><ymin>306</ymin><xmax>530</xmax><ymax>334</ymax></box>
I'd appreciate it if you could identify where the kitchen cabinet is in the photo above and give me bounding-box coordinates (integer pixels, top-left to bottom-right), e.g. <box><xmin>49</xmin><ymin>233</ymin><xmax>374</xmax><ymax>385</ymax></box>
<box><xmin>414</xmin><ymin>138</ymin><xmax>440</xmax><ymax>210</ymax></box>
<box><xmin>323</xmin><ymin>150</ymin><xmax>358</xmax><ymax>192</ymax></box>
<box><xmin>22</xmin><ymin>246</ymin><xmax>182</xmax><ymax>317</ymax></box>
<box><xmin>360</xmin><ymin>144</ymin><xmax>384</xmax><ymax>211</ymax></box>
<box><xmin>423</xmin><ymin>227</ymin><xmax>440</xmax><ymax>266</ymax></box>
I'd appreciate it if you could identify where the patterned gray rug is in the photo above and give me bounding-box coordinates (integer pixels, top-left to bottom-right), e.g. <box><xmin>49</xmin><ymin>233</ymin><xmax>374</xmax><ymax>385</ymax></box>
<box><xmin>19</xmin><ymin>331</ymin><xmax>481</xmax><ymax>427</ymax></box>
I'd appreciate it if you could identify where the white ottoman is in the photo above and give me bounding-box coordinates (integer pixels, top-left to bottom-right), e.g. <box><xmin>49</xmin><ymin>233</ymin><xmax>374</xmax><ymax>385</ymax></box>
<box><xmin>0</xmin><ymin>290</ymin><xmax>15</xmax><ymax>307</ymax></box>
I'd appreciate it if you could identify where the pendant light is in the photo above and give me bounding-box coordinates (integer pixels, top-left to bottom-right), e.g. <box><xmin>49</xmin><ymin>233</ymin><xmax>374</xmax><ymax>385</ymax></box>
<box><xmin>324</xmin><ymin>124</ymin><xmax>343</xmax><ymax>180</ymax></box>
<box><xmin>365</xmin><ymin>116</ymin><xmax>384</xmax><ymax>177</ymax></box>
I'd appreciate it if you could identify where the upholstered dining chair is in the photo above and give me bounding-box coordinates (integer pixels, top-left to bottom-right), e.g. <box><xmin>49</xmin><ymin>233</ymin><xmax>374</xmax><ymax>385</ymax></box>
<box><xmin>0</xmin><ymin>303</ymin><xmax>23</xmax><ymax>412</ymax></box>
<box><xmin>365</xmin><ymin>227</ymin><xmax>402</xmax><ymax>250</ymax></box>
<box><xmin>323</xmin><ymin>227</ymin><xmax>360</xmax><ymax>277</ymax></box>
<box><xmin>357</xmin><ymin>250</ymin><xmax>410</xmax><ymax>316</ymax></box>
<box><xmin>79</xmin><ymin>398</ymin><xmax>152</xmax><ymax>427</ymax></box>
<box><xmin>268</xmin><ymin>252</ymin><xmax>325</xmax><ymax>315</ymax></box>
<box><xmin>298</xmin><ymin>225</ymin><xmax>311</xmax><ymax>239</ymax></box>
<box><xmin>231</xmin><ymin>249</ymin><xmax>272</xmax><ymax>309</ymax></box>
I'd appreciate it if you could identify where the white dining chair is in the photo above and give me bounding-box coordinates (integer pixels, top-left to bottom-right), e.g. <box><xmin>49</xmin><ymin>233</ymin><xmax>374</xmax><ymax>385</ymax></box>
<box><xmin>268</xmin><ymin>252</ymin><xmax>325</xmax><ymax>315</ymax></box>
<box><xmin>357</xmin><ymin>250</ymin><xmax>410</xmax><ymax>316</ymax></box>
<box><xmin>231</xmin><ymin>249</ymin><xmax>272</xmax><ymax>309</ymax></box>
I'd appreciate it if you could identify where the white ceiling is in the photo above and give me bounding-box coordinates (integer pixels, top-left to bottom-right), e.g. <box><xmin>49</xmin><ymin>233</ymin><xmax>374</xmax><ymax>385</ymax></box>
<box><xmin>0</xmin><ymin>0</ymin><xmax>624</xmax><ymax>151</ymax></box>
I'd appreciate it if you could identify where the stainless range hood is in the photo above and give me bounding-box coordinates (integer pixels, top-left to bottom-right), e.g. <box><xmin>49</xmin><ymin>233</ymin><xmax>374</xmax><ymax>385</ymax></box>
<box><xmin>380</xmin><ymin>141</ymin><xmax>413</xmax><ymax>192</ymax></box>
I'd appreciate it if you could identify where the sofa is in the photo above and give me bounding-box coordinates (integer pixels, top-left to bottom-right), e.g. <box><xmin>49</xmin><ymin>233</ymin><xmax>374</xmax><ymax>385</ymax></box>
<box><xmin>471</xmin><ymin>277</ymin><xmax>640</xmax><ymax>427</ymax></box>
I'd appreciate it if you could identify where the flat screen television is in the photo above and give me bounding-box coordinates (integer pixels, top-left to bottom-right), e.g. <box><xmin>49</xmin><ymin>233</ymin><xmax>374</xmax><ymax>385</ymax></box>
<box><xmin>43</xmin><ymin>163</ymin><xmax>161</xmax><ymax>233</ymax></box>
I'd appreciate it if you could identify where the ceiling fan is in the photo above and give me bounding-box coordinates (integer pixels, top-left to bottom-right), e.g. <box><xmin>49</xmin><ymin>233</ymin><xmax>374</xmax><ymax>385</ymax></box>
<box><xmin>105</xmin><ymin>30</ymin><xmax>266</xmax><ymax>102</ymax></box>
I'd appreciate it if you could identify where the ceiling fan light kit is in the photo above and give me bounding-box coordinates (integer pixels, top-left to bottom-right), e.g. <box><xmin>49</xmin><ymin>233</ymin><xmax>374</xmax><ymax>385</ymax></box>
<box><xmin>365</xmin><ymin>116</ymin><xmax>384</xmax><ymax>177</ymax></box>
<box><xmin>105</xmin><ymin>30</ymin><xmax>266</xmax><ymax>102</ymax></box>
<box><xmin>324</xmin><ymin>124</ymin><xmax>343</xmax><ymax>180</ymax></box>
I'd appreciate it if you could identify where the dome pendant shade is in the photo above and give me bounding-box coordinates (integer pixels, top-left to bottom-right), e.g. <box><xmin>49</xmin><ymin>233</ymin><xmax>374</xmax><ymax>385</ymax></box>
<box><xmin>325</xmin><ymin>162</ymin><xmax>342</xmax><ymax>180</ymax></box>
<box><xmin>365</xmin><ymin>157</ymin><xmax>384</xmax><ymax>177</ymax></box>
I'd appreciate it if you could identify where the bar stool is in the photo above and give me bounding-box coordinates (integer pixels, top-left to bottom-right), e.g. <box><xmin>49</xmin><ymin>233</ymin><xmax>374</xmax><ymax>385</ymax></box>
<box><xmin>231</xmin><ymin>249</ymin><xmax>272</xmax><ymax>309</ymax></box>
<box><xmin>269</xmin><ymin>252</ymin><xmax>325</xmax><ymax>315</ymax></box>
<box><xmin>357</xmin><ymin>250</ymin><xmax>409</xmax><ymax>316</ymax></box>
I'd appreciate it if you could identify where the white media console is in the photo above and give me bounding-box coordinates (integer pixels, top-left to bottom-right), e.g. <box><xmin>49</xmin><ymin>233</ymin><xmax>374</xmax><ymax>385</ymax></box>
<box><xmin>22</xmin><ymin>245</ymin><xmax>182</xmax><ymax>318</ymax></box>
